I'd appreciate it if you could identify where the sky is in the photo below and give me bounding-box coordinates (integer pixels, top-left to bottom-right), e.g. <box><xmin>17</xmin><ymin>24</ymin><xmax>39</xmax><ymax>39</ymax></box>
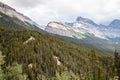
<box><xmin>1</xmin><ymin>0</ymin><xmax>120</xmax><ymax>25</ymax></box>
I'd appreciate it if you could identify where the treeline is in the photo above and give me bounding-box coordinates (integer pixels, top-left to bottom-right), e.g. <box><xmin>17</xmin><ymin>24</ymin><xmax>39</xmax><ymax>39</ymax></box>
<box><xmin>0</xmin><ymin>27</ymin><xmax>119</xmax><ymax>80</ymax></box>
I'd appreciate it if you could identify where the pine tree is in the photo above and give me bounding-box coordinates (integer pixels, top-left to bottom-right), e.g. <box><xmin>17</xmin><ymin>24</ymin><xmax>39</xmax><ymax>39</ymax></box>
<box><xmin>5</xmin><ymin>62</ymin><xmax>27</xmax><ymax>80</ymax></box>
<box><xmin>114</xmin><ymin>50</ymin><xmax>120</xmax><ymax>80</ymax></box>
<box><xmin>0</xmin><ymin>51</ymin><xmax>5</xmax><ymax>80</ymax></box>
<box><xmin>53</xmin><ymin>71</ymin><xmax>71</xmax><ymax>80</ymax></box>
<box><xmin>91</xmin><ymin>49</ymin><xmax>96</xmax><ymax>80</ymax></box>
<box><xmin>86</xmin><ymin>71</ymin><xmax>93</xmax><ymax>80</ymax></box>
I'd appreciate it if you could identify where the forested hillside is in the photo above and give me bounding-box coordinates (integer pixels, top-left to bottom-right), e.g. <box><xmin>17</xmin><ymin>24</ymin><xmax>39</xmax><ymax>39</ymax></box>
<box><xmin>0</xmin><ymin>27</ymin><xmax>119</xmax><ymax>80</ymax></box>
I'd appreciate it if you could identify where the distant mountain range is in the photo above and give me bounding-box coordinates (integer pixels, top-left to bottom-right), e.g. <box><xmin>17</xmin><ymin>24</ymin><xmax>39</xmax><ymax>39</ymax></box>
<box><xmin>45</xmin><ymin>17</ymin><xmax>120</xmax><ymax>52</ymax></box>
<box><xmin>0</xmin><ymin>1</ymin><xmax>120</xmax><ymax>53</ymax></box>
<box><xmin>45</xmin><ymin>16</ymin><xmax>120</xmax><ymax>39</ymax></box>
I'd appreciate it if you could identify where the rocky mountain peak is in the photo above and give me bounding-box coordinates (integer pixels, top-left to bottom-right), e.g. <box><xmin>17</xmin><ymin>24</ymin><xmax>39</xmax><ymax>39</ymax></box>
<box><xmin>0</xmin><ymin>2</ymin><xmax>16</xmax><ymax>12</ymax></box>
<box><xmin>76</xmin><ymin>16</ymin><xmax>97</xmax><ymax>26</ymax></box>
<box><xmin>109</xmin><ymin>19</ymin><xmax>120</xmax><ymax>28</ymax></box>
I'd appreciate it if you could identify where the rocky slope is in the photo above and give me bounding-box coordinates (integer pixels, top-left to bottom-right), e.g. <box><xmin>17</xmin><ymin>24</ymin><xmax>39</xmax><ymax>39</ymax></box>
<box><xmin>45</xmin><ymin>17</ymin><xmax>120</xmax><ymax>52</ymax></box>
<box><xmin>0</xmin><ymin>1</ymin><xmax>43</xmax><ymax>31</ymax></box>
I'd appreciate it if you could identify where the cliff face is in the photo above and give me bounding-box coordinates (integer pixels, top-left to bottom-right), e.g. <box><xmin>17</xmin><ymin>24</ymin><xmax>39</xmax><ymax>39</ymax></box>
<box><xmin>0</xmin><ymin>1</ymin><xmax>43</xmax><ymax>31</ymax></box>
<box><xmin>0</xmin><ymin>1</ymin><xmax>42</xmax><ymax>29</ymax></box>
<box><xmin>0</xmin><ymin>2</ymin><xmax>32</xmax><ymax>24</ymax></box>
<box><xmin>0</xmin><ymin>2</ymin><xmax>16</xmax><ymax>12</ymax></box>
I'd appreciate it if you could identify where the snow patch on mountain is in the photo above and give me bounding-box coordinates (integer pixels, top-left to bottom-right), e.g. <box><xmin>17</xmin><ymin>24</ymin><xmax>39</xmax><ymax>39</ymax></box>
<box><xmin>72</xmin><ymin>22</ymin><xmax>107</xmax><ymax>39</ymax></box>
<box><xmin>45</xmin><ymin>17</ymin><xmax>108</xmax><ymax>40</ymax></box>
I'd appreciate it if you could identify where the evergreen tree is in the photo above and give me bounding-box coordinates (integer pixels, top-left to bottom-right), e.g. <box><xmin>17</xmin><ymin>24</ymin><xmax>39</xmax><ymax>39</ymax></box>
<box><xmin>53</xmin><ymin>71</ymin><xmax>71</xmax><ymax>80</ymax></box>
<box><xmin>0</xmin><ymin>51</ymin><xmax>5</xmax><ymax>80</ymax></box>
<box><xmin>90</xmin><ymin>49</ymin><xmax>96</xmax><ymax>80</ymax></box>
<box><xmin>86</xmin><ymin>71</ymin><xmax>93</xmax><ymax>80</ymax></box>
<box><xmin>5</xmin><ymin>62</ymin><xmax>27</xmax><ymax>80</ymax></box>
<box><xmin>114</xmin><ymin>50</ymin><xmax>120</xmax><ymax>80</ymax></box>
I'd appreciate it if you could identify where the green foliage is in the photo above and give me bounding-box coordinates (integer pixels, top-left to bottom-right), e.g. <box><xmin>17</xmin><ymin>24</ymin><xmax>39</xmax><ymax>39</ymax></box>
<box><xmin>86</xmin><ymin>71</ymin><xmax>93</xmax><ymax>80</ymax></box>
<box><xmin>5</xmin><ymin>62</ymin><xmax>27</xmax><ymax>80</ymax></box>
<box><xmin>114</xmin><ymin>50</ymin><xmax>120</xmax><ymax>79</ymax></box>
<box><xmin>54</xmin><ymin>71</ymin><xmax>71</xmax><ymax>80</ymax></box>
<box><xmin>0</xmin><ymin>51</ymin><xmax>5</xmax><ymax>80</ymax></box>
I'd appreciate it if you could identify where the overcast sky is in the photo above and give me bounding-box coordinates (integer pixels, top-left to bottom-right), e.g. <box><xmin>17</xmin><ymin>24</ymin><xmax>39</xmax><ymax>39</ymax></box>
<box><xmin>1</xmin><ymin>0</ymin><xmax>120</xmax><ymax>25</ymax></box>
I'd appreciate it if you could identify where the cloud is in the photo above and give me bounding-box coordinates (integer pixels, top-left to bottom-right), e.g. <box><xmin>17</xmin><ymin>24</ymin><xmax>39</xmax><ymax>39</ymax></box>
<box><xmin>1</xmin><ymin>0</ymin><xmax>120</xmax><ymax>25</ymax></box>
<box><xmin>12</xmin><ymin>0</ymin><xmax>42</xmax><ymax>8</ymax></box>
<box><xmin>1</xmin><ymin>0</ymin><xmax>52</xmax><ymax>8</ymax></box>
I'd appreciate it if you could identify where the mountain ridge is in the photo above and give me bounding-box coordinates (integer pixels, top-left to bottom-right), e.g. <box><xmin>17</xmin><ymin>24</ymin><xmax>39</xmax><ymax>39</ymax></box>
<box><xmin>109</xmin><ymin>19</ymin><xmax>120</xmax><ymax>28</ymax></box>
<box><xmin>76</xmin><ymin>16</ymin><xmax>98</xmax><ymax>26</ymax></box>
<box><xmin>45</xmin><ymin>16</ymin><xmax>120</xmax><ymax>52</ymax></box>
<box><xmin>0</xmin><ymin>1</ymin><xmax>44</xmax><ymax>31</ymax></box>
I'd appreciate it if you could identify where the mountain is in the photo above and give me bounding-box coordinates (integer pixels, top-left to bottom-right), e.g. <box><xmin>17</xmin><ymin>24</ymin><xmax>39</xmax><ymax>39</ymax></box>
<box><xmin>109</xmin><ymin>19</ymin><xmax>120</xmax><ymax>29</ymax></box>
<box><xmin>76</xmin><ymin>16</ymin><xmax>98</xmax><ymax>26</ymax></box>
<box><xmin>45</xmin><ymin>17</ymin><xmax>107</xmax><ymax>39</ymax></box>
<box><xmin>46</xmin><ymin>21</ymin><xmax>78</xmax><ymax>38</ymax></box>
<box><xmin>0</xmin><ymin>2</ymin><xmax>43</xmax><ymax>31</ymax></box>
<box><xmin>45</xmin><ymin>17</ymin><xmax>120</xmax><ymax>52</ymax></box>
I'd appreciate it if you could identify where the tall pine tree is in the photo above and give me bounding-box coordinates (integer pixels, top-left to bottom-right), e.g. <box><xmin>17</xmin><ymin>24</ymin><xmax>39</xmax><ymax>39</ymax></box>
<box><xmin>114</xmin><ymin>50</ymin><xmax>120</xmax><ymax>80</ymax></box>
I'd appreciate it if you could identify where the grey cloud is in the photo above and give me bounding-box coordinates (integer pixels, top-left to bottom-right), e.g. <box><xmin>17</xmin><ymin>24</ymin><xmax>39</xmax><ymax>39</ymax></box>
<box><xmin>1</xmin><ymin>0</ymin><xmax>120</xmax><ymax>25</ymax></box>
<box><xmin>9</xmin><ymin>0</ymin><xmax>52</xmax><ymax>8</ymax></box>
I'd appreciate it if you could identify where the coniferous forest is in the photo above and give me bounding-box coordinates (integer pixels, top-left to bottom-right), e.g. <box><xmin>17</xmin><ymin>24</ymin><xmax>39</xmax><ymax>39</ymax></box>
<box><xmin>0</xmin><ymin>27</ymin><xmax>120</xmax><ymax>80</ymax></box>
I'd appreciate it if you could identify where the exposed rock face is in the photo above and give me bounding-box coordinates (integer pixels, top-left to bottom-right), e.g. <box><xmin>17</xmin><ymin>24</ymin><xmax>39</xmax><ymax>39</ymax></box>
<box><xmin>23</xmin><ymin>36</ymin><xmax>35</xmax><ymax>44</ymax></box>
<box><xmin>0</xmin><ymin>1</ymin><xmax>38</xmax><ymax>25</ymax></box>
<box><xmin>45</xmin><ymin>22</ymin><xmax>74</xmax><ymax>38</ymax></box>
<box><xmin>28</xmin><ymin>63</ymin><xmax>33</xmax><ymax>68</ymax></box>
<box><xmin>76</xmin><ymin>16</ymin><xmax>98</xmax><ymax>26</ymax></box>
<box><xmin>0</xmin><ymin>2</ymin><xmax>16</xmax><ymax>11</ymax></box>
<box><xmin>109</xmin><ymin>19</ymin><xmax>120</xmax><ymax>29</ymax></box>
<box><xmin>53</xmin><ymin>56</ymin><xmax>61</xmax><ymax>66</ymax></box>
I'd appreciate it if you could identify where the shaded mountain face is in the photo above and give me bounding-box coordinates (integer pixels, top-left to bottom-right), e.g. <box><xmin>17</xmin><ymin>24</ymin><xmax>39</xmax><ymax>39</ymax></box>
<box><xmin>45</xmin><ymin>17</ymin><xmax>120</xmax><ymax>52</ymax></box>
<box><xmin>0</xmin><ymin>2</ymin><xmax>43</xmax><ymax>31</ymax></box>
<box><xmin>109</xmin><ymin>19</ymin><xmax>120</xmax><ymax>29</ymax></box>
<box><xmin>0</xmin><ymin>2</ymin><xmax>15</xmax><ymax>11</ymax></box>
<box><xmin>76</xmin><ymin>16</ymin><xmax>98</xmax><ymax>26</ymax></box>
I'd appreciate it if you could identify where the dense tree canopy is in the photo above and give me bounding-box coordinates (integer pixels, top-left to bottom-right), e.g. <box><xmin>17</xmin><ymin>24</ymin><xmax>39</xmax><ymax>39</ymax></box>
<box><xmin>0</xmin><ymin>27</ymin><xmax>117</xmax><ymax>80</ymax></box>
